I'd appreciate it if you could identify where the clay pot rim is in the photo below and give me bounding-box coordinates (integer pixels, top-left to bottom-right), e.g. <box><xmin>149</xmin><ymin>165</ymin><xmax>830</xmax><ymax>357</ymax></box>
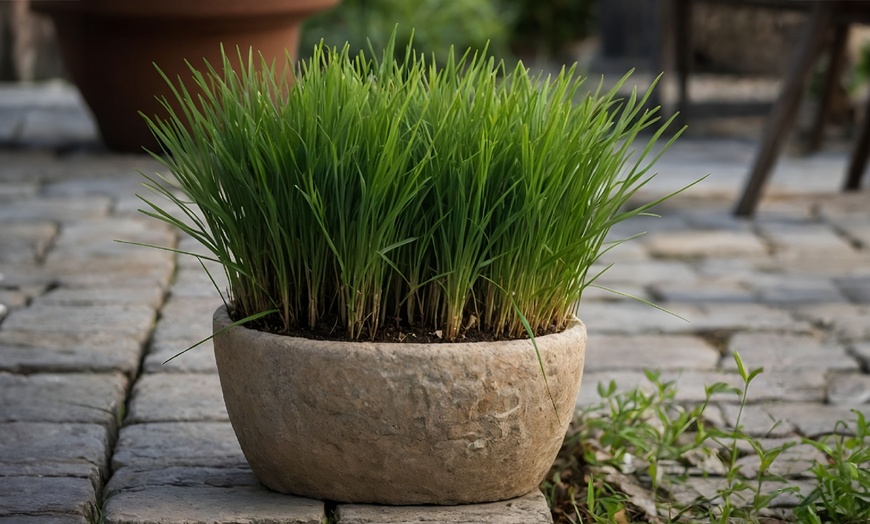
<box><xmin>213</xmin><ymin>304</ymin><xmax>586</xmax><ymax>355</ymax></box>
<box><xmin>31</xmin><ymin>0</ymin><xmax>340</xmax><ymax>19</ymax></box>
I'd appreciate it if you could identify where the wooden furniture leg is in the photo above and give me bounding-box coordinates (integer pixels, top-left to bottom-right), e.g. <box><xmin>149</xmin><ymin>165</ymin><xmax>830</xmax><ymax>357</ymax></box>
<box><xmin>806</xmin><ymin>22</ymin><xmax>850</xmax><ymax>153</ymax></box>
<box><xmin>844</xmin><ymin>93</ymin><xmax>870</xmax><ymax>190</ymax></box>
<box><xmin>734</xmin><ymin>3</ymin><xmax>834</xmax><ymax>217</ymax></box>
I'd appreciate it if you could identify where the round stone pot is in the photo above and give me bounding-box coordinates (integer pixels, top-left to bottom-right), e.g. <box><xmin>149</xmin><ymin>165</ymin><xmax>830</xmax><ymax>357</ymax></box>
<box><xmin>31</xmin><ymin>0</ymin><xmax>338</xmax><ymax>152</ymax></box>
<box><xmin>212</xmin><ymin>305</ymin><xmax>587</xmax><ymax>505</ymax></box>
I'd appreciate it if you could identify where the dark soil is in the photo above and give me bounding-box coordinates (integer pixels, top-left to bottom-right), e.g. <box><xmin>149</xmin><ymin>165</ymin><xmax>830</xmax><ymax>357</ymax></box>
<box><xmin>236</xmin><ymin>309</ymin><xmax>564</xmax><ymax>344</ymax></box>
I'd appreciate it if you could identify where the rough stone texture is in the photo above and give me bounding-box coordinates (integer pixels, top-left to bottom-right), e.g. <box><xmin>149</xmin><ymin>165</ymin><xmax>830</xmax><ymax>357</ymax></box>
<box><xmin>749</xmin><ymin>274</ymin><xmax>846</xmax><ymax>304</ymax></box>
<box><xmin>584</xmin><ymin>334</ymin><xmax>719</xmax><ymax>372</ymax></box>
<box><xmin>0</xmin><ymin>329</ymin><xmax>144</xmax><ymax>374</ymax></box>
<box><xmin>0</xmin><ymin>222</ymin><xmax>56</xmax><ymax>264</ymax></box>
<box><xmin>794</xmin><ymin>303</ymin><xmax>870</xmax><ymax>340</ymax></box>
<box><xmin>143</xmin><ymin>338</ymin><xmax>217</xmax><ymax>374</ymax></box>
<box><xmin>0</xmin><ymin>372</ymin><xmax>127</xmax><ymax>429</ymax></box>
<box><xmin>758</xmin><ymin>222</ymin><xmax>856</xmax><ymax>255</ymax></box>
<box><xmin>2</xmin><ymin>304</ymin><xmax>155</xmax><ymax>340</ymax></box>
<box><xmin>34</xmin><ymin>287</ymin><xmax>165</xmax><ymax>309</ymax></box>
<box><xmin>734</xmin><ymin>438</ymin><xmax>825</xmax><ymax>478</ymax></box>
<box><xmin>722</xmin><ymin>402</ymin><xmax>868</xmax><ymax>438</ymax></box>
<box><xmin>649</xmin><ymin>279</ymin><xmax>756</xmax><ymax>303</ymax></box>
<box><xmin>0</xmin><ymin>290</ymin><xmax>28</xmax><ymax>309</ymax></box>
<box><xmin>112</xmin><ymin>422</ymin><xmax>246</xmax><ymax>470</ymax></box>
<box><xmin>103</xmin><ymin>486</ymin><xmax>323</xmax><ymax>524</ymax></box>
<box><xmin>852</xmin><ymin>342</ymin><xmax>870</xmax><ymax>369</ymax></box>
<box><xmin>726</xmin><ymin>333</ymin><xmax>859</xmax><ymax>371</ymax></box>
<box><xmin>717</xmin><ymin>404</ymin><xmax>797</xmax><ymax>438</ymax></box>
<box><xmin>126</xmin><ymin>374</ymin><xmax>228</xmax><ymax>424</ymax></box>
<box><xmin>0</xmin><ymin>422</ymin><xmax>109</xmax><ymax>485</ymax></box>
<box><xmin>590</xmin><ymin>260</ymin><xmax>697</xmax><ymax>286</ymax></box>
<box><xmin>827</xmin><ymin>373</ymin><xmax>870</xmax><ymax>405</ymax></box>
<box><xmin>0</xmin><ymin>517</ymin><xmax>87</xmax><ymax>524</ymax></box>
<box><xmin>644</xmin><ymin>230</ymin><xmax>769</xmax><ymax>258</ymax></box>
<box><xmin>835</xmin><ymin>275</ymin><xmax>870</xmax><ymax>303</ymax></box>
<box><xmin>0</xmin><ymin>476</ymin><xmax>96</xmax><ymax>518</ymax></box>
<box><xmin>105</xmin><ymin>466</ymin><xmax>259</xmax><ymax>496</ymax></box>
<box><xmin>0</xmin><ymin>197</ymin><xmax>111</xmax><ymax>221</ymax></box>
<box><xmin>336</xmin><ymin>490</ymin><xmax>553</xmax><ymax>523</ymax></box>
<box><xmin>214</xmin><ymin>306</ymin><xmax>586</xmax><ymax>505</ymax></box>
<box><xmin>664</xmin><ymin>476</ymin><xmax>815</xmax><ymax>510</ymax></box>
<box><xmin>577</xmin><ymin>370</ymin><xmax>826</xmax><ymax>406</ymax></box>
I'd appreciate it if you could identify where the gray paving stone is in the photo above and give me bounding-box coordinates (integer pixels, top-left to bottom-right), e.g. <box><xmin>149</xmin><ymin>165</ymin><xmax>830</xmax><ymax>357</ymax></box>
<box><xmin>0</xmin><ymin>151</ymin><xmax>56</xmax><ymax>183</ymax></box>
<box><xmin>590</xmin><ymin>260</ymin><xmax>697</xmax><ymax>286</ymax></box>
<box><xmin>170</xmin><ymin>268</ymin><xmax>227</xmax><ymax>299</ymax></box>
<box><xmin>575</xmin><ymin>302</ymin><xmax>699</xmax><ymax>335</ymax></box>
<box><xmin>718</xmin><ymin>403</ymin><xmax>797</xmax><ymax>438</ymax></box>
<box><xmin>112</xmin><ymin>422</ymin><xmax>245</xmax><ymax>470</ymax></box>
<box><xmin>0</xmin><ymin>516</ymin><xmax>87</xmax><ymax>523</ymax></box>
<box><xmin>644</xmin><ymin>230</ymin><xmax>768</xmax><ymax>258</ymax></box>
<box><xmin>649</xmin><ymin>279</ymin><xmax>755</xmax><ymax>303</ymax></box>
<box><xmin>336</xmin><ymin>490</ymin><xmax>552</xmax><ymax>523</ymax></box>
<box><xmin>0</xmin><ymin>290</ymin><xmax>28</xmax><ymax>309</ymax></box>
<box><xmin>758</xmin><ymin>222</ymin><xmax>856</xmax><ymax>255</ymax></box>
<box><xmin>726</xmin><ymin>402</ymin><xmax>868</xmax><ymax>438</ymax></box>
<box><xmin>0</xmin><ymin>329</ymin><xmax>143</xmax><ymax>374</ymax></box>
<box><xmin>143</xmin><ymin>338</ymin><xmax>217</xmax><ymax>374</ymax></box>
<box><xmin>836</xmin><ymin>275</ymin><xmax>870</xmax><ymax>303</ymax></box>
<box><xmin>828</xmin><ymin>217</ymin><xmax>870</xmax><ymax>249</ymax></box>
<box><xmin>0</xmin><ymin>222</ymin><xmax>57</xmax><ymax>264</ymax></box>
<box><xmin>0</xmin><ymin>197</ymin><xmax>111</xmax><ymax>221</ymax></box>
<box><xmin>34</xmin><ymin>287</ymin><xmax>165</xmax><ymax>309</ymax></box>
<box><xmin>734</xmin><ymin>439</ymin><xmax>824</xmax><ymax>478</ymax></box>
<box><xmin>690</xmin><ymin>303</ymin><xmax>812</xmax><ymax>333</ymax></box>
<box><xmin>578</xmin><ymin>369</ymin><xmax>826</xmax><ymax>407</ymax></box>
<box><xmin>150</xmin><ymin>297</ymin><xmax>219</xmax><ymax>342</ymax></box>
<box><xmin>0</xmin><ymin>422</ymin><xmax>109</xmax><ymax>485</ymax></box>
<box><xmin>579</xmin><ymin>283</ymin><xmax>648</xmax><ymax>302</ymax></box>
<box><xmin>726</xmin><ymin>333</ymin><xmax>858</xmax><ymax>371</ymax></box>
<box><xmin>852</xmin><ymin>342</ymin><xmax>870</xmax><ymax>369</ymax></box>
<box><xmin>0</xmin><ymin>476</ymin><xmax>96</xmax><ymax>518</ymax></box>
<box><xmin>827</xmin><ymin>373</ymin><xmax>870</xmax><ymax>405</ymax></box>
<box><xmin>2</xmin><ymin>304</ymin><xmax>156</xmax><ymax>340</ymax></box>
<box><xmin>794</xmin><ymin>303</ymin><xmax>870</xmax><ymax>340</ymax></box>
<box><xmin>0</xmin><ymin>182</ymin><xmax>38</xmax><ymax>201</ymax></box>
<box><xmin>663</xmin><ymin>476</ymin><xmax>814</xmax><ymax>510</ymax></box>
<box><xmin>584</xmin><ymin>334</ymin><xmax>720</xmax><ymax>372</ymax></box>
<box><xmin>0</xmin><ymin>304</ymin><xmax>6</xmax><ymax>322</ymax></box>
<box><xmin>0</xmin><ymin>373</ymin><xmax>127</xmax><ymax>429</ymax></box>
<box><xmin>19</xmin><ymin>107</ymin><xmax>99</xmax><ymax>146</ymax></box>
<box><xmin>42</xmin><ymin>256</ymin><xmax>174</xmax><ymax>289</ymax></box>
<box><xmin>749</xmin><ymin>274</ymin><xmax>847</xmax><ymax>305</ymax></box>
<box><xmin>0</xmin><ymin>265</ymin><xmax>56</xmax><ymax>297</ymax></box>
<box><xmin>105</xmin><ymin>466</ymin><xmax>258</xmax><ymax>496</ymax></box>
<box><xmin>127</xmin><ymin>374</ymin><xmax>227</xmax><ymax>424</ymax></box>
<box><xmin>103</xmin><ymin>486</ymin><xmax>323</xmax><ymax>524</ymax></box>
<box><xmin>764</xmin><ymin>251</ymin><xmax>870</xmax><ymax>277</ymax></box>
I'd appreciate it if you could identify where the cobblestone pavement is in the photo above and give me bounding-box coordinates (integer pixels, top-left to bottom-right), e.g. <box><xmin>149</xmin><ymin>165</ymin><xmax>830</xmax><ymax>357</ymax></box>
<box><xmin>1</xmin><ymin>83</ymin><xmax>869</xmax><ymax>522</ymax></box>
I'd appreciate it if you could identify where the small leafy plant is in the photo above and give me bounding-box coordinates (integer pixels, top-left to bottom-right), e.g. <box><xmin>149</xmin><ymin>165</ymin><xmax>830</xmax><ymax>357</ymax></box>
<box><xmin>545</xmin><ymin>353</ymin><xmax>870</xmax><ymax>523</ymax></box>
<box><xmin>140</xmin><ymin>33</ymin><xmax>681</xmax><ymax>341</ymax></box>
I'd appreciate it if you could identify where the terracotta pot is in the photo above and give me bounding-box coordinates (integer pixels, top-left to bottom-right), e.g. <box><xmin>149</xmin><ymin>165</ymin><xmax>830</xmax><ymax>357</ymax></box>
<box><xmin>212</xmin><ymin>305</ymin><xmax>587</xmax><ymax>505</ymax></box>
<box><xmin>32</xmin><ymin>0</ymin><xmax>339</xmax><ymax>152</ymax></box>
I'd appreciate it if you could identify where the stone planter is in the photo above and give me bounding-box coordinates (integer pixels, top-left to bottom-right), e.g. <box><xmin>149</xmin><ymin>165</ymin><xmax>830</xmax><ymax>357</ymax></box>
<box><xmin>31</xmin><ymin>0</ymin><xmax>339</xmax><ymax>152</ymax></box>
<box><xmin>212</xmin><ymin>305</ymin><xmax>587</xmax><ymax>505</ymax></box>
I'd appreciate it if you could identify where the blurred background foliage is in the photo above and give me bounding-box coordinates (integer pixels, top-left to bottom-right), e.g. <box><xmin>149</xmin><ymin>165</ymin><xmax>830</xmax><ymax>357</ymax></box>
<box><xmin>299</xmin><ymin>0</ymin><xmax>597</xmax><ymax>64</ymax></box>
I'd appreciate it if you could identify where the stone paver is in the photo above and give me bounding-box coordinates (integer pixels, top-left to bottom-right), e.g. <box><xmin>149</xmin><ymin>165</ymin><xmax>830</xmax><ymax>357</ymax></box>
<box><xmin>126</xmin><ymin>374</ymin><xmax>227</xmax><ymax>424</ymax></box>
<box><xmin>0</xmin><ymin>372</ymin><xmax>127</xmax><ymax>429</ymax></box>
<box><xmin>584</xmin><ymin>334</ymin><xmax>720</xmax><ymax>372</ymax></box>
<box><xmin>103</xmin><ymin>487</ymin><xmax>323</xmax><ymax>524</ymax></box>
<box><xmin>726</xmin><ymin>333</ymin><xmax>858</xmax><ymax>372</ymax></box>
<box><xmin>2</xmin><ymin>83</ymin><xmax>870</xmax><ymax>522</ymax></box>
<box><xmin>336</xmin><ymin>490</ymin><xmax>553</xmax><ymax>523</ymax></box>
<box><xmin>0</xmin><ymin>422</ymin><xmax>110</xmax><ymax>486</ymax></box>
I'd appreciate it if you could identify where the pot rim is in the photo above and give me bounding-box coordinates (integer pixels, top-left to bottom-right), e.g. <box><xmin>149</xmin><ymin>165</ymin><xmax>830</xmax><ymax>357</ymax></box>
<box><xmin>31</xmin><ymin>0</ymin><xmax>341</xmax><ymax>19</ymax></box>
<box><xmin>213</xmin><ymin>304</ymin><xmax>586</xmax><ymax>354</ymax></box>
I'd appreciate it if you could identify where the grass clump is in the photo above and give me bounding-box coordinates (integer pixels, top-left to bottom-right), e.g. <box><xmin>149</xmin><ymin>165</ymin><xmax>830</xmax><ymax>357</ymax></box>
<box><xmin>141</xmin><ymin>33</ymin><xmax>680</xmax><ymax>341</ymax></box>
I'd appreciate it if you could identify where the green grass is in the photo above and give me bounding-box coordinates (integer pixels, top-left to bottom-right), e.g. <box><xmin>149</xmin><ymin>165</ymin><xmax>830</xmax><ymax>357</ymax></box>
<box><xmin>140</xmin><ymin>33</ymin><xmax>683</xmax><ymax>341</ymax></box>
<box><xmin>546</xmin><ymin>354</ymin><xmax>870</xmax><ymax>523</ymax></box>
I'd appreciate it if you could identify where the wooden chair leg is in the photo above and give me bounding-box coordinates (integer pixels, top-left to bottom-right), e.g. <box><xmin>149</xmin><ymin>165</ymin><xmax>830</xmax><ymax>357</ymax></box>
<box><xmin>806</xmin><ymin>22</ymin><xmax>850</xmax><ymax>154</ymax></box>
<box><xmin>674</xmin><ymin>0</ymin><xmax>692</xmax><ymax>121</ymax></box>
<box><xmin>734</xmin><ymin>3</ymin><xmax>833</xmax><ymax>217</ymax></box>
<box><xmin>844</xmin><ymin>94</ymin><xmax>870</xmax><ymax>190</ymax></box>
